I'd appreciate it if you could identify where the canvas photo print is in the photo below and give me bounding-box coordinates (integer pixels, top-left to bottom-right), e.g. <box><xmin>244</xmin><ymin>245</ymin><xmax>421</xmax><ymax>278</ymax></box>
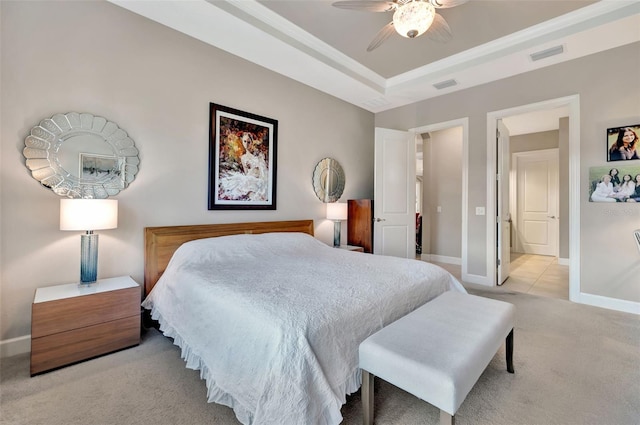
<box><xmin>589</xmin><ymin>165</ymin><xmax>640</xmax><ymax>203</ymax></box>
<box><xmin>607</xmin><ymin>125</ymin><xmax>639</xmax><ymax>161</ymax></box>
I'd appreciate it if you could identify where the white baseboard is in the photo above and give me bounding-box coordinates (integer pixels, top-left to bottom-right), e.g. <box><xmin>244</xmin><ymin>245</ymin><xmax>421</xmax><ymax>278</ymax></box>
<box><xmin>558</xmin><ymin>257</ymin><xmax>570</xmax><ymax>266</ymax></box>
<box><xmin>574</xmin><ymin>292</ymin><xmax>640</xmax><ymax>315</ymax></box>
<box><xmin>461</xmin><ymin>273</ymin><xmax>492</xmax><ymax>286</ymax></box>
<box><xmin>0</xmin><ymin>335</ymin><xmax>30</xmax><ymax>358</ymax></box>
<box><xmin>421</xmin><ymin>254</ymin><xmax>461</xmax><ymax>265</ymax></box>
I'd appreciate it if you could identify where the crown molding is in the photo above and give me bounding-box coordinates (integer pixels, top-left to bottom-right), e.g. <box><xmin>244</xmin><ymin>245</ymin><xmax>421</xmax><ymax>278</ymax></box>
<box><xmin>109</xmin><ymin>0</ymin><xmax>640</xmax><ymax>113</ymax></box>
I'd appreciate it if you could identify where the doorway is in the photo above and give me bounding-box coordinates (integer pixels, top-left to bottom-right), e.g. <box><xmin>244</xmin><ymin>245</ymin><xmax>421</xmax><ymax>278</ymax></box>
<box><xmin>487</xmin><ymin>95</ymin><xmax>580</xmax><ymax>301</ymax></box>
<box><xmin>410</xmin><ymin>118</ymin><xmax>470</xmax><ymax>283</ymax></box>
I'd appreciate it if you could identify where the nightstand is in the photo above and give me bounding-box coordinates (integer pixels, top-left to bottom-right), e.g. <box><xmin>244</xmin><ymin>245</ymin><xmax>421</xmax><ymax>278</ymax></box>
<box><xmin>30</xmin><ymin>276</ymin><xmax>141</xmax><ymax>376</ymax></box>
<box><xmin>338</xmin><ymin>244</ymin><xmax>364</xmax><ymax>252</ymax></box>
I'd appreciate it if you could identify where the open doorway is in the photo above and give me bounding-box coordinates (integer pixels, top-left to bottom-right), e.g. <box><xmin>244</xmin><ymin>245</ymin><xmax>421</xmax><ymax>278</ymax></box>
<box><xmin>487</xmin><ymin>95</ymin><xmax>580</xmax><ymax>302</ymax></box>
<box><xmin>502</xmin><ymin>119</ymin><xmax>566</xmax><ymax>299</ymax></box>
<box><xmin>410</xmin><ymin>118</ymin><xmax>470</xmax><ymax>282</ymax></box>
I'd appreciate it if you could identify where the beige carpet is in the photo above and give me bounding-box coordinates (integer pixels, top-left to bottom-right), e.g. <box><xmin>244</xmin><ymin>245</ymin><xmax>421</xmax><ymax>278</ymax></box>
<box><xmin>1</xmin><ymin>288</ymin><xmax>638</xmax><ymax>425</ymax></box>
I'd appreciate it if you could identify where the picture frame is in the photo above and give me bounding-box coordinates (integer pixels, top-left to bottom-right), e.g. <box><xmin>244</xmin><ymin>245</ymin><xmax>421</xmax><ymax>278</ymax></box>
<box><xmin>606</xmin><ymin>124</ymin><xmax>640</xmax><ymax>162</ymax></box>
<box><xmin>208</xmin><ymin>103</ymin><xmax>278</xmax><ymax>210</ymax></box>
<box><xmin>78</xmin><ymin>153</ymin><xmax>124</xmax><ymax>185</ymax></box>
<box><xmin>588</xmin><ymin>165</ymin><xmax>640</xmax><ymax>203</ymax></box>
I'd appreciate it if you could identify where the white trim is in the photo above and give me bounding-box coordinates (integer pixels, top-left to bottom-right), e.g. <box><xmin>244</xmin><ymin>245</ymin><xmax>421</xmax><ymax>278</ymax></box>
<box><xmin>1</xmin><ymin>335</ymin><xmax>30</xmax><ymax>358</ymax></box>
<box><xmin>575</xmin><ymin>293</ymin><xmax>640</xmax><ymax>315</ymax></box>
<box><xmin>558</xmin><ymin>257</ymin><xmax>570</xmax><ymax>266</ymax></box>
<box><xmin>487</xmin><ymin>95</ymin><xmax>580</xmax><ymax>300</ymax></box>
<box><xmin>567</xmin><ymin>97</ymin><xmax>581</xmax><ymax>304</ymax></box>
<box><xmin>462</xmin><ymin>273</ymin><xmax>492</xmax><ymax>286</ymax></box>
<box><xmin>410</xmin><ymin>117</ymin><xmax>469</xmax><ymax>289</ymax></box>
<box><xmin>421</xmin><ymin>254</ymin><xmax>461</xmax><ymax>265</ymax></box>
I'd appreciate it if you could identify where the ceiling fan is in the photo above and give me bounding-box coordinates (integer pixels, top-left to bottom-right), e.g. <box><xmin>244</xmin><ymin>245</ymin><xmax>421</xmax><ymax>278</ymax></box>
<box><xmin>332</xmin><ymin>0</ymin><xmax>469</xmax><ymax>52</ymax></box>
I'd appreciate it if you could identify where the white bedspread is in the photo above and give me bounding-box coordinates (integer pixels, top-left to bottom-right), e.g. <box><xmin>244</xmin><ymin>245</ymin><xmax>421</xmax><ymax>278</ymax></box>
<box><xmin>142</xmin><ymin>232</ymin><xmax>465</xmax><ymax>425</ymax></box>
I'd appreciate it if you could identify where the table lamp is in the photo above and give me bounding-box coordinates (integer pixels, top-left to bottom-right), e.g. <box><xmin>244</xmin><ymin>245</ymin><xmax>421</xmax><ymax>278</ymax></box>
<box><xmin>60</xmin><ymin>199</ymin><xmax>118</xmax><ymax>284</ymax></box>
<box><xmin>326</xmin><ymin>202</ymin><xmax>348</xmax><ymax>247</ymax></box>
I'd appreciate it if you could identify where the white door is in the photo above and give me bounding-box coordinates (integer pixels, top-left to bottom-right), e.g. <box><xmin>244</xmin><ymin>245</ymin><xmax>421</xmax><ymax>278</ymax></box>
<box><xmin>497</xmin><ymin>120</ymin><xmax>511</xmax><ymax>285</ymax></box>
<box><xmin>516</xmin><ymin>149</ymin><xmax>559</xmax><ymax>256</ymax></box>
<box><xmin>373</xmin><ymin>128</ymin><xmax>416</xmax><ymax>258</ymax></box>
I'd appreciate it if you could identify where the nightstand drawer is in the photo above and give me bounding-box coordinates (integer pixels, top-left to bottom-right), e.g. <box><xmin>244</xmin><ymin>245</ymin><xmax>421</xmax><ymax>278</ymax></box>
<box><xmin>32</xmin><ymin>286</ymin><xmax>139</xmax><ymax>338</ymax></box>
<box><xmin>30</xmin><ymin>315</ymin><xmax>140</xmax><ymax>375</ymax></box>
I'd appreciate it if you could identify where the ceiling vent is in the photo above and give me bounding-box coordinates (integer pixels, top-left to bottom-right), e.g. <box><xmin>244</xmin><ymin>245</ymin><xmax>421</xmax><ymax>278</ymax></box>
<box><xmin>530</xmin><ymin>45</ymin><xmax>564</xmax><ymax>62</ymax></box>
<box><xmin>433</xmin><ymin>79</ymin><xmax>457</xmax><ymax>90</ymax></box>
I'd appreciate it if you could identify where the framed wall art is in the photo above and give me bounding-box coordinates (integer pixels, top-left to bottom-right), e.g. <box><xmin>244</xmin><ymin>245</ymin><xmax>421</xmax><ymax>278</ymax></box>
<box><xmin>606</xmin><ymin>124</ymin><xmax>639</xmax><ymax>162</ymax></box>
<box><xmin>589</xmin><ymin>165</ymin><xmax>640</xmax><ymax>203</ymax></box>
<box><xmin>208</xmin><ymin>103</ymin><xmax>278</xmax><ymax>210</ymax></box>
<box><xmin>79</xmin><ymin>153</ymin><xmax>124</xmax><ymax>186</ymax></box>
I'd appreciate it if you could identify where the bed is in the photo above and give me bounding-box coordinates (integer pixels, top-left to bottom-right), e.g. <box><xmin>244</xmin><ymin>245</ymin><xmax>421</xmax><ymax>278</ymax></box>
<box><xmin>142</xmin><ymin>220</ymin><xmax>465</xmax><ymax>425</ymax></box>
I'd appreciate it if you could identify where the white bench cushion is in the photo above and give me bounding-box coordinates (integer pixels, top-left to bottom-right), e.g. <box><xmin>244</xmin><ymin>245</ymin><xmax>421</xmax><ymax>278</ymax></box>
<box><xmin>359</xmin><ymin>291</ymin><xmax>515</xmax><ymax>415</ymax></box>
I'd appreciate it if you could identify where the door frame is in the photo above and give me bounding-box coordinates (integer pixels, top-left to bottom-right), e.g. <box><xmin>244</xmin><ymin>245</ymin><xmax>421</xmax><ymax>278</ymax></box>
<box><xmin>410</xmin><ymin>118</ymin><xmax>472</xmax><ymax>283</ymax></box>
<box><xmin>486</xmin><ymin>95</ymin><xmax>580</xmax><ymax>301</ymax></box>
<box><xmin>511</xmin><ymin>148</ymin><xmax>559</xmax><ymax>256</ymax></box>
<box><xmin>497</xmin><ymin>119</ymin><xmax>511</xmax><ymax>285</ymax></box>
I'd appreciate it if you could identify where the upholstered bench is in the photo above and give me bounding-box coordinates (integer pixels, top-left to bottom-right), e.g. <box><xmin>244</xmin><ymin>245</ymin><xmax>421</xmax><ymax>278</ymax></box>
<box><xmin>359</xmin><ymin>291</ymin><xmax>515</xmax><ymax>425</ymax></box>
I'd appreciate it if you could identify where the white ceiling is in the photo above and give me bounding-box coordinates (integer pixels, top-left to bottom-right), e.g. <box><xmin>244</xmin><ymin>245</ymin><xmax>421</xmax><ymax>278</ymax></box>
<box><xmin>109</xmin><ymin>0</ymin><xmax>640</xmax><ymax>114</ymax></box>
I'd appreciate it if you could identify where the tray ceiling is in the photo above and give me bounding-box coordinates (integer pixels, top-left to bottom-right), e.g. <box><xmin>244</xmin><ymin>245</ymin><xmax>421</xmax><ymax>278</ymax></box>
<box><xmin>109</xmin><ymin>0</ymin><xmax>640</xmax><ymax>112</ymax></box>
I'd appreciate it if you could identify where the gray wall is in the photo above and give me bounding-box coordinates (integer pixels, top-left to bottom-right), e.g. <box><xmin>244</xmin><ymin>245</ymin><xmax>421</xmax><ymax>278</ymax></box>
<box><xmin>0</xmin><ymin>1</ymin><xmax>374</xmax><ymax>343</ymax></box>
<box><xmin>422</xmin><ymin>127</ymin><xmax>463</xmax><ymax>259</ymax></box>
<box><xmin>510</xmin><ymin>130</ymin><xmax>559</xmax><ymax>153</ymax></box>
<box><xmin>376</xmin><ymin>41</ymin><xmax>640</xmax><ymax>304</ymax></box>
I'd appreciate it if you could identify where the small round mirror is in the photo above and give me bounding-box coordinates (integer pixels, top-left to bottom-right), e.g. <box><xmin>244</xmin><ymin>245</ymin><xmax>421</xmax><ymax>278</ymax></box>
<box><xmin>23</xmin><ymin>112</ymin><xmax>140</xmax><ymax>198</ymax></box>
<box><xmin>312</xmin><ymin>157</ymin><xmax>345</xmax><ymax>202</ymax></box>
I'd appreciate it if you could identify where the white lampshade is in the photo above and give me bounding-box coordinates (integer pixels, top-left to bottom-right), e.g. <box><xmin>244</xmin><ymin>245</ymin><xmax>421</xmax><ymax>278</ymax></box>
<box><xmin>326</xmin><ymin>202</ymin><xmax>348</xmax><ymax>221</ymax></box>
<box><xmin>60</xmin><ymin>199</ymin><xmax>118</xmax><ymax>231</ymax></box>
<box><xmin>393</xmin><ymin>1</ymin><xmax>435</xmax><ymax>39</ymax></box>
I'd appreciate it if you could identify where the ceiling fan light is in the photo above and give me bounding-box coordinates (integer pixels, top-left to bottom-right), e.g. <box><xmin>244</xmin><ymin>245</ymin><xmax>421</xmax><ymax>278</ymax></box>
<box><xmin>393</xmin><ymin>1</ymin><xmax>435</xmax><ymax>39</ymax></box>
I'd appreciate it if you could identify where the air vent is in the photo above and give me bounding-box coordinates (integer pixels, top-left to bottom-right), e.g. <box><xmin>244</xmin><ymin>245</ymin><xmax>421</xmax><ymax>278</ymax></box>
<box><xmin>433</xmin><ymin>79</ymin><xmax>457</xmax><ymax>90</ymax></box>
<box><xmin>530</xmin><ymin>45</ymin><xmax>564</xmax><ymax>62</ymax></box>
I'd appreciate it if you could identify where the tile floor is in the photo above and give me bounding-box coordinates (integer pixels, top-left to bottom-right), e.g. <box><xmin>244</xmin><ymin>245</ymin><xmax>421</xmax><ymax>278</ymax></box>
<box><xmin>502</xmin><ymin>253</ymin><xmax>569</xmax><ymax>300</ymax></box>
<box><xmin>427</xmin><ymin>252</ymin><xmax>569</xmax><ymax>301</ymax></box>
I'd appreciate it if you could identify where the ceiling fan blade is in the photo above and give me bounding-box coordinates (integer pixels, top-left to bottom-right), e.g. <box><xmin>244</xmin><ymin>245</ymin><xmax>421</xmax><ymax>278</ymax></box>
<box><xmin>332</xmin><ymin>1</ymin><xmax>396</xmax><ymax>12</ymax></box>
<box><xmin>428</xmin><ymin>0</ymin><xmax>470</xmax><ymax>9</ymax></box>
<box><xmin>425</xmin><ymin>13</ymin><xmax>452</xmax><ymax>43</ymax></box>
<box><xmin>367</xmin><ymin>21</ymin><xmax>395</xmax><ymax>52</ymax></box>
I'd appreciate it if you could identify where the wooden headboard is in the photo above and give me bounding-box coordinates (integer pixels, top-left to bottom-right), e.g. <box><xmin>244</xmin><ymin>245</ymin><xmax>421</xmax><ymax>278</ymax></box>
<box><xmin>144</xmin><ymin>220</ymin><xmax>315</xmax><ymax>296</ymax></box>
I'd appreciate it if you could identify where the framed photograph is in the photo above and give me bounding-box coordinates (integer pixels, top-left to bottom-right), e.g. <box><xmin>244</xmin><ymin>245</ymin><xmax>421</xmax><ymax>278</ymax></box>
<box><xmin>78</xmin><ymin>153</ymin><xmax>123</xmax><ymax>183</ymax></box>
<box><xmin>589</xmin><ymin>165</ymin><xmax>640</xmax><ymax>203</ymax></box>
<box><xmin>606</xmin><ymin>124</ymin><xmax>640</xmax><ymax>161</ymax></box>
<box><xmin>208</xmin><ymin>103</ymin><xmax>278</xmax><ymax>210</ymax></box>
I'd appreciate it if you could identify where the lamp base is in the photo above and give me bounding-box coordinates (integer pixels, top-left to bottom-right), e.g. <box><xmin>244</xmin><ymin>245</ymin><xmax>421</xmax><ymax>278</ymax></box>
<box><xmin>80</xmin><ymin>232</ymin><xmax>99</xmax><ymax>284</ymax></box>
<box><xmin>333</xmin><ymin>221</ymin><xmax>342</xmax><ymax>247</ymax></box>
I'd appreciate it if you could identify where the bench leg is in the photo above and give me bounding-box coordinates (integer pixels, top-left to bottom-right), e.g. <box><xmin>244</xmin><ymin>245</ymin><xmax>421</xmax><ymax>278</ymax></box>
<box><xmin>362</xmin><ymin>370</ymin><xmax>374</xmax><ymax>425</ymax></box>
<box><xmin>440</xmin><ymin>410</ymin><xmax>455</xmax><ymax>425</ymax></box>
<box><xmin>506</xmin><ymin>328</ymin><xmax>514</xmax><ymax>373</ymax></box>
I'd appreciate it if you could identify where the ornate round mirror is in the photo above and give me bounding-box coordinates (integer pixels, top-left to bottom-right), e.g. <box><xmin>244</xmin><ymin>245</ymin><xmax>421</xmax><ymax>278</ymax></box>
<box><xmin>312</xmin><ymin>157</ymin><xmax>345</xmax><ymax>202</ymax></box>
<box><xmin>23</xmin><ymin>112</ymin><xmax>140</xmax><ymax>198</ymax></box>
